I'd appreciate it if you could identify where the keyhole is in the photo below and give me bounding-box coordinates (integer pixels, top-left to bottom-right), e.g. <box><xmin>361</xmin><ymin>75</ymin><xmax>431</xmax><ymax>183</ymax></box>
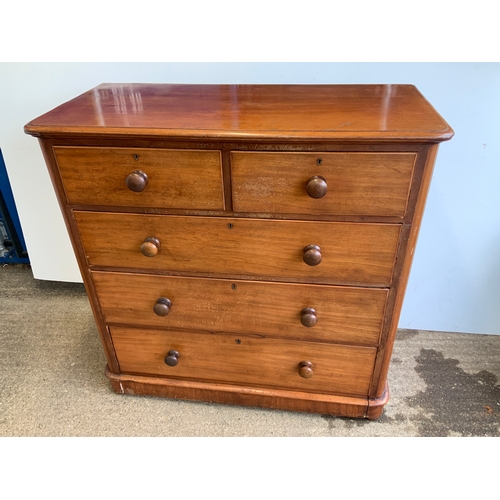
<box><xmin>228</xmin><ymin>223</ymin><xmax>233</xmax><ymax>229</ymax></box>
<box><xmin>317</xmin><ymin>158</ymin><xmax>323</xmax><ymax>166</ymax></box>
<box><xmin>133</xmin><ymin>154</ymin><xmax>140</xmax><ymax>161</ymax></box>
<box><xmin>231</xmin><ymin>283</ymin><xmax>237</xmax><ymax>290</ymax></box>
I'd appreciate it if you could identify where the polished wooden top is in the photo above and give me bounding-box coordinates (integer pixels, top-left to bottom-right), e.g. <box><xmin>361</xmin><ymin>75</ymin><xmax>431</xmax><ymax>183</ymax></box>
<box><xmin>24</xmin><ymin>84</ymin><xmax>453</xmax><ymax>142</ymax></box>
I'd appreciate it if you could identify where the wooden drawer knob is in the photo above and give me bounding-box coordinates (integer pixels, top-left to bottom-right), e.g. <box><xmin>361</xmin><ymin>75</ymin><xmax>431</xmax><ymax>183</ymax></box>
<box><xmin>154</xmin><ymin>297</ymin><xmax>172</xmax><ymax>316</ymax></box>
<box><xmin>303</xmin><ymin>244</ymin><xmax>322</xmax><ymax>266</ymax></box>
<box><xmin>301</xmin><ymin>307</ymin><xmax>318</xmax><ymax>327</ymax></box>
<box><xmin>140</xmin><ymin>237</ymin><xmax>161</xmax><ymax>257</ymax></box>
<box><xmin>306</xmin><ymin>175</ymin><xmax>327</xmax><ymax>199</ymax></box>
<box><xmin>126</xmin><ymin>170</ymin><xmax>148</xmax><ymax>192</ymax></box>
<box><xmin>164</xmin><ymin>350</ymin><xmax>180</xmax><ymax>367</ymax></box>
<box><xmin>298</xmin><ymin>361</ymin><xmax>313</xmax><ymax>378</ymax></box>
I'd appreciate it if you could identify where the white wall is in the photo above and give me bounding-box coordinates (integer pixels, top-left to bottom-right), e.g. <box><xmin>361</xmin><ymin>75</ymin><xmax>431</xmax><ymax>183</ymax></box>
<box><xmin>1</xmin><ymin>63</ymin><xmax>498</xmax><ymax>334</ymax></box>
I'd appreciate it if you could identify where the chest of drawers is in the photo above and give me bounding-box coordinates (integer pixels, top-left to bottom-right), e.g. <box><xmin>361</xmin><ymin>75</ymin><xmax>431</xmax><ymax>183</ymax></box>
<box><xmin>25</xmin><ymin>84</ymin><xmax>453</xmax><ymax>419</ymax></box>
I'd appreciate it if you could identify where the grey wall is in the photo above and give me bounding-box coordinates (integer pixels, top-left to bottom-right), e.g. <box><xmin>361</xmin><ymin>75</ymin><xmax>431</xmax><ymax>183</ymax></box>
<box><xmin>1</xmin><ymin>63</ymin><xmax>498</xmax><ymax>334</ymax></box>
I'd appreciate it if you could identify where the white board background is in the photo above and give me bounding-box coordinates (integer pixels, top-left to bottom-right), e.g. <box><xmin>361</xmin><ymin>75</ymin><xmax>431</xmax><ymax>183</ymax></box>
<box><xmin>1</xmin><ymin>62</ymin><xmax>498</xmax><ymax>334</ymax></box>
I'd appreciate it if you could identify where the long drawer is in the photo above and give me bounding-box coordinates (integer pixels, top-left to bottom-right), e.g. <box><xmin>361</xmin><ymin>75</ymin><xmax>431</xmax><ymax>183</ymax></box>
<box><xmin>110</xmin><ymin>326</ymin><xmax>377</xmax><ymax>396</ymax></box>
<box><xmin>54</xmin><ymin>147</ymin><xmax>224</xmax><ymax>209</ymax></box>
<box><xmin>231</xmin><ymin>151</ymin><xmax>416</xmax><ymax>216</ymax></box>
<box><xmin>93</xmin><ymin>271</ymin><xmax>388</xmax><ymax>345</ymax></box>
<box><xmin>75</xmin><ymin>212</ymin><xmax>401</xmax><ymax>286</ymax></box>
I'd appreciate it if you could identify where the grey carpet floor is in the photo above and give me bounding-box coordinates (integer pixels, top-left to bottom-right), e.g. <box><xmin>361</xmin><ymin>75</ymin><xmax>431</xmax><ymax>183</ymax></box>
<box><xmin>1</xmin><ymin>264</ymin><xmax>499</xmax><ymax>437</ymax></box>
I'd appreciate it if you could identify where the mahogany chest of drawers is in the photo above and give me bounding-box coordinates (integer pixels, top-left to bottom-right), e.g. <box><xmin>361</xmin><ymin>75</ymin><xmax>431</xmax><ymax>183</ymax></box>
<box><xmin>25</xmin><ymin>84</ymin><xmax>453</xmax><ymax>419</ymax></box>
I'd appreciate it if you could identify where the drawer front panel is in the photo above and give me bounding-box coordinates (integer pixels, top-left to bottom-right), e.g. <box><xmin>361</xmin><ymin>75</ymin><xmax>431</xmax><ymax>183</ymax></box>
<box><xmin>75</xmin><ymin>212</ymin><xmax>401</xmax><ymax>286</ymax></box>
<box><xmin>231</xmin><ymin>152</ymin><xmax>416</xmax><ymax>216</ymax></box>
<box><xmin>111</xmin><ymin>326</ymin><xmax>377</xmax><ymax>396</ymax></box>
<box><xmin>93</xmin><ymin>272</ymin><xmax>388</xmax><ymax>345</ymax></box>
<box><xmin>54</xmin><ymin>147</ymin><xmax>224</xmax><ymax>209</ymax></box>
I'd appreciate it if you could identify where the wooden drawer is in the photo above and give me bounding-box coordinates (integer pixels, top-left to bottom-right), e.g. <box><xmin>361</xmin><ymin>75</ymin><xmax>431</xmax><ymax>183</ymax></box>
<box><xmin>231</xmin><ymin>152</ymin><xmax>416</xmax><ymax>216</ymax></box>
<box><xmin>75</xmin><ymin>212</ymin><xmax>401</xmax><ymax>286</ymax></box>
<box><xmin>110</xmin><ymin>326</ymin><xmax>377</xmax><ymax>396</ymax></box>
<box><xmin>54</xmin><ymin>147</ymin><xmax>224</xmax><ymax>209</ymax></box>
<box><xmin>92</xmin><ymin>271</ymin><xmax>388</xmax><ymax>345</ymax></box>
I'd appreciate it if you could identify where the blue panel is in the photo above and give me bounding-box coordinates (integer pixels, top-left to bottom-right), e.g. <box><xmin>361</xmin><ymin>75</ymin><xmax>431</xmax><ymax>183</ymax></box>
<box><xmin>0</xmin><ymin>149</ymin><xmax>29</xmax><ymax>264</ymax></box>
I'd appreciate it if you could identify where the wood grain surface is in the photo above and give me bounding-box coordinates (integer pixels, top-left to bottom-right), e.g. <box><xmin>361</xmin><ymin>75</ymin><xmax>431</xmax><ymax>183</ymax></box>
<box><xmin>110</xmin><ymin>326</ymin><xmax>377</xmax><ymax>396</ymax></box>
<box><xmin>54</xmin><ymin>146</ymin><xmax>224</xmax><ymax>209</ymax></box>
<box><xmin>75</xmin><ymin>212</ymin><xmax>401</xmax><ymax>286</ymax></box>
<box><xmin>24</xmin><ymin>83</ymin><xmax>453</xmax><ymax>419</ymax></box>
<box><xmin>370</xmin><ymin>144</ymin><xmax>442</xmax><ymax>397</ymax></box>
<box><xmin>106</xmin><ymin>367</ymin><xmax>373</xmax><ymax>417</ymax></box>
<box><xmin>231</xmin><ymin>151</ymin><xmax>416</xmax><ymax>216</ymax></box>
<box><xmin>107</xmin><ymin>367</ymin><xmax>377</xmax><ymax>418</ymax></box>
<box><xmin>92</xmin><ymin>271</ymin><xmax>388</xmax><ymax>345</ymax></box>
<box><xmin>24</xmin><ymin>84</ymin><xmax>454</xmax><ymax>142</ymax></box>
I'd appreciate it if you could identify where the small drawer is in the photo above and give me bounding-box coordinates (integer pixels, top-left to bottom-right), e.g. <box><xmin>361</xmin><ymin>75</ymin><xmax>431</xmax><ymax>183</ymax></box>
<box><xmin>54</xmin><ymin>147</ymin><xmax>224</xmax><ymax>209</ymax></box>
<box><xmin>93</xmin><ymin>272</ymin><xmax>388</xmax><ymax>345</ymax></box>
<box><xmin>110</xmin><ymin>326</ymin><xmax>377</xmax><ymax>396</ymax></box>
<box><xmin>231</xmin><ymin>152</ymin><xmax>416</xmax><ymax>216</ymax></box>
<box><xmin>75</xmin><ymin>212</ymin><xmax>401</xmax><ymax>286</ymax></box>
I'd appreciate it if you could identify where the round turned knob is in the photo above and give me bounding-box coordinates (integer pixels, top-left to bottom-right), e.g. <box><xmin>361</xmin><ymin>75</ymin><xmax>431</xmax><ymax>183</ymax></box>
<box><xmin>298</xmin><ymin>361</ymin><xmax>313</xmax><ymax>379</ymax></box>
<box><xmin>301</xmin><ymin>307</ymin><xmax>318</xmax><ymax>327</ymax></box>
<box><xmin>126</xmin><ymin>170</ymin><xmax>148</xmax><ymax>192</ymax></box>
<box><xmin>154</xmin><ymin>297</ymin><xmax>172</xmax><ymax>317</ymax></box>
<box><xmin>164</xmin><ymin>350</ymin><xmax>180</xmax><ymax>367</ymax></box>
<box><xmin>306</xmin><ymin>175</ymin><xmax>327</xmax><ymax>199</ymax></box>
<box><xmin>140</xmin><ymin>237</ymin><xmax>160</xmax><ymax>257</ymax></box>
<box><xmin>303</xmin><ymin>244</ymin><xmax>322</xmax><ymax>266</ymax></box>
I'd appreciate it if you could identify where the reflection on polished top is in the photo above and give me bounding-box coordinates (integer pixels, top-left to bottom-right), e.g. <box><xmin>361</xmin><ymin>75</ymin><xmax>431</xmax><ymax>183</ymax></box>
<box><xmin>24</xmin><ymin>84</ymin><xmax>454</xmax><ymax>142</ymax></box>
